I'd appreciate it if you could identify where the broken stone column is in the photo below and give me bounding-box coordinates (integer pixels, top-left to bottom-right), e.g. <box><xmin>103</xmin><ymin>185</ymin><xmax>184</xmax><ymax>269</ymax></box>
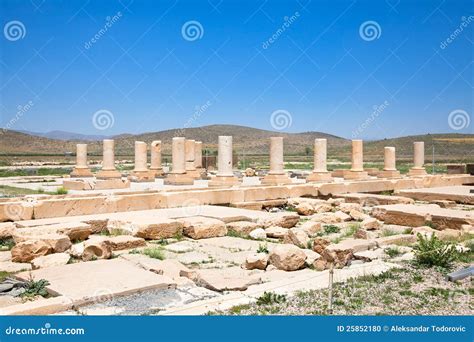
<box><xmin>96</xmin><ymin>139</ymin><xmax>121</xmax><ymax>179</ymax></box>
<box><xmin>409</xmin><ymin>141</ymin><xmax>427</xmax><ymax>176</ymax></box>
<box><xmin>164</xmin><ymin>137</ymin><xmax>194</xmax><ymax>185</ymax></box>
<box><xmin>129</xmin><ymin>141</ymin><xmax>154</xmax><ymax>182</ymax></box>
<box><xmin>70</xmin><ymin>144</ymin><xmax>93</xmax><ymax>177</ymax></box>
<box><xmin>307</xmin><ymin>138</ymin><xmax>332</xmax><ymax>182</ymax></box>
<box><xmin>185</xmin><ymin>139</ymin><xmax>200</xmax><ymax>179</ymax></box>
<box><xmin>378</xmin><ymin>147</ymin><xmax>400</xmax><ymax>178</ymax></box>
<box><xmin>344</xmin><ymin>139</ymin><xmax>368</xmax><ymax>180</ymax></box>
<box><xmin>262</xmin><ymin>137</ymin><xmax>292</xmax><ymax>185</ymax></box>
<box><xmin>194</xmin><ymin>141</ymin><xmax>203</xmax><ymax>169</ymax></box>
<box><xmin>209</xmin><ymin>136</ymin><xmax>239</xmax><ymax>187</ymax></box>
<box><xmin>150</xmin><ymin>140</ymin><xmax>164</xmax><ymax>177</ymax></box>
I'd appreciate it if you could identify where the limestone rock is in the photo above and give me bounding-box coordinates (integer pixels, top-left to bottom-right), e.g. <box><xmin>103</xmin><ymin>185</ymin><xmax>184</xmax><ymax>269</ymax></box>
<box><xmin>181</xmin><ymin>216</ymin><xmax>227</xmax><ymax>240</ymax></box>
<box><xmin>313</xmin><ymin>203</ymin><xmax>333</xmax><ymax>213</ymax></box>
<box><xmin>303</xmin><ymin>249</ymin><xmax>321</xmax><ymax>266</ymax></box>
<box><xmin>82</xmin><ymin>240</ymin><xmax>112</xmax><ymax>261</ymax></box>
<box><xmin>376</xmin><ymin>234</ymin><xmax>416</xmax><ymax>247</ymax></box>
<box><xmin>69</xmin><ymin>242</ymin><xmax>84</xmax><ymax>258</ymax></box>
<box><xmin>349</xmin><ymin>209</ymin><xmax>370</xmax><ymax>221</ymax></box>
<box><xmin>327</xmin><ymin>238</ymin><xmax>376</xmax><ymax>253</ymax></box>
<box><xmin>412</xmin><ymin>226</ymin><xmax>461</xmax><ymax>241</ymax></box>
<box><xmin>264</xmin><ymin>226</ymin><xmax>288</xmax><ymax>239</ymax></box>
<box><xmin>295</xmin><ymin>202</ymin><xmax>314</xmax><ymax>216</ymax></box>
<box><xmin>184</xmin><ymin>267</ymin><xmax>261</xmax><ymax>291</ymax></box>
<box><xmin>226</xmin><ymin>221</ymin><xmax>261</xmax><ymax>236</ymax></box>
<box><xmin>354</xmin><ymin>249</ymin><xmax>386</xmax><ymax>261</ymax></box>
<box><xmin>327</xmin><ymin>198</ymin><xmax>345</xmax><ymax>206</ymax></box>
<box><xmin>269</xmin><ymin>244</ymin><xmax>306</xmax><ymax>271</ymax></box>
<box><xmin>334</xmin><ymin>211</ymin><xmax>351</xmax><ymax>222</ymax></box>
<box><xmin>312</xmin><ymin>237</ymin><xmax>331</xmax><ymax>254</ymax></box>
<box><xmin>338</xmin><ymin>202</ymin><xmax>362</xmax><ymax>214</ymax></box>
<box><xmin>11</xmin><ymin>240</ymin><xmax>53</xmax><ymax>263</ymax></box>
<box><xmin>244</xmin><ymin>253</ymin><xmax>268</xmax><ymax>270</ymax></box>
<box><xmin>104</xmin><ymin>236</ymin><xmax>146</xmax><ymax>251</ymax></box>
<box><xmin>0</xmin><ymin>223</ymin><xmax>15</xmax><ymax>239</ymax></box>
<box><xmin>129</xmin><ymin>218</ymin><xmax>183</xmax><ymax>240</ymax></box>
<box><xmin>353</xmin><ymin>229</ymin><xmax>377</xmax><ymax>240</ymax></box>
<box><xmin>311</xmin><ymin>211</ymin><xmax>349</xmax><ymax>224</ymax></box>
<box><xmin>260</xmin><ymin>212</ymin><xmax>300</xmax><ymax>228</ymax></box>
<box><xmin>0</xmin><ymin>261</ymin><xmax>32</xmax><ymax>272</ymax></box>
<box><xmin>361</xmin><ymin>218</ymin><xmax>382</xmax><ymax>230</ymax></box>
<box><xmin>43</xmin><ymin>235</ymin><xmax>72</xmax><ymax>253</ymax></box>
<box><xmin>32</xmin><ymin>253</ymin><xmax>70</xmax><ymax>269</ymax></box>
<box><xmin>244</xmin><ymin>168</ymin><xmax>256</xmax><ymax>177</ymax></box>
<box><xmin>283</xmin><ymin>228</ymin><xmax>309</xmax><ymax>248</ymax></box>
<box><xmin>249</xmin><ymin>228</ymin><xmax>266</xmax><ymax>240</ymax></box>
<box><xmin>299</xmin><ymin>221</ymin><xmax>322</xmax><ymax>237</ymax></box>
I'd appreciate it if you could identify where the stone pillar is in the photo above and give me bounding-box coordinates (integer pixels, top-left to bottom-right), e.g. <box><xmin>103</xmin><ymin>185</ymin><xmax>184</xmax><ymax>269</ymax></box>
<box><xmin>209</xmin><ymin>136</ymin><xmax>239</xmax><ymax>187</ymax></box>
<box><xmin>378</xmin><ymin>147</ymin><xmax>400</xmax><ymax>178</ymax></box>
<box><xmin>344</xmin><ymin>140</ymin><xmax>368</xmax><ymax>180</ymax></box>
<box><xmin>409</xmin><ymin>141</ymin><xmax>427</xmax><ymax>176</ymax></box>
<box><xmin>307</xmin><ymin>139</ymin><xmax>332</xmax><ymax>182</ymax></box>
<box><xmin>164</xmin><ymin>137</ymin><xmax>194</xmax><ymax>185</ymax></box>
<box><xmin>96</xmin><ymin>139</ymin><xmax>121</xmax><ymax>179</ymax></box>
<box><xmin>70</xmin><ymin>144</ymin><xmax>93</xmax><ymax>177</ymax></box>
<box><xmin>262</xmin><ymin>137</ymin><xmax>291</xmax><ymax>185</ymax></box>
<box><xmin>185</xmin><ymin>139</ymin><xmax>200</xmax><ymax>179</ymax></box>
<box><xmin>129</xmin><ymin>141</ymin><xmax>154</xmax><ymax>182</ymax></box>
<box><xmin>194</xmin><ymin>141</ymin><xmax>203</xmax><ymax>168</ymax></box>
<box><xmin>150</xmin><ymin>140</ymin><xmax>164</xmax><ymax>177</ymax></box>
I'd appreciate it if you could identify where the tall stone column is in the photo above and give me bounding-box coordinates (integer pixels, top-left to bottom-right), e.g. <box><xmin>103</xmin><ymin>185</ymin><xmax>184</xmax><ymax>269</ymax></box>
<box><xmin>185</xmin><ymin>139</ymin><xmax>200</xmax><ymax>179</ymax></box>
<box><xmin>378</xmin><ymin>147</ymin><xmax>400</xmax><ymax>178</ymax></box>
<box><xmin>129</xmin><ymin>141</ymin><xmax>154</xmax><ymax>182</ymax></box>
<box><xmin>164</xmin><ymin>137</ymin><xmax>194</xmax><ymax>185</ymax></box>
<box><xmin>262</xmin><ymin>137</ymin><xmax>292</xmax><ymax>185</ymax></box>
<box><xmin>409</xmin><ymin>141</ymin><xmax>427</xmax><ymax>176</ymax></box>
<box><xmin>307</xmin><ymin>138</ymin><xmax>332</xmax><ymax>182</ymax></box>
<box><xmin>150</xmin><ymin>140</ymin><xmax>164</xmax><ymax>177</ymax></box>
<box><xmin>344</xmin><ymin>140</ymin><xmax>368</xmax><ymax>180</ymax></box>
<box><xmin>70</xmin><ymin>143</ymin><xmax>93</xmax><ymax>177</ymax></box>
<box><xmin>209</xmin><ymin>136</ymin><xmax>239</xmax><ymax>187</ymax></box>
<box><xmin>96</xmin><ymin>139</ymin><xmax>121</xmax><ymax>179</ymax></box>
<box><xmin>194</xmin><ymin>141</ymin><xmax>203</xmax><ymax>168</ymax></box>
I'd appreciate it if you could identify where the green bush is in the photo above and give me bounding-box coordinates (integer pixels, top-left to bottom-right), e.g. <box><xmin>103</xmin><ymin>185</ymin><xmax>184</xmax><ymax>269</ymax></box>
<box><xmin>142</xmin><ymin>247</ymin><xmax>165</xmax><ymax>260</ymax></box>
<box><xmin>257</xmin><ymin>243</ymin><xmax>269</xmax><ymax>254</ymax></box>
<box><xmin>414</xmin><ymin>233</ymin><xmax>458</xmax><ymax>268</ymax></box>
<box><xmin>256</xmin><ymin>291</ymin><xmax>287</xmax><ymax>306</ymax></box>
<box><xmin>21</xmin><ymin>278</ymin><xmax>50</xmax><ymax>298</ymax></box>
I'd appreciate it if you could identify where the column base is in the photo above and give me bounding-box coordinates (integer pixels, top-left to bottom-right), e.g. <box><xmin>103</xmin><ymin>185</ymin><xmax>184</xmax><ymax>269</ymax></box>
<box><xmin>307</xmin><ymin>171</ymin><xmax>333</xmax><ymax>183</ymax></box>
<box><xmin>185</xmin><ymin>169</ymin><xmax>202</xmax><ymax>179</ymax></box>
<box><xmin>408</xmin><ymin>168</ymin><xmax>427</xmax><ymax>176</ymax></box>
<box><xmin>96</xmin><ymin>169</ymin><xmax>122</xmax><ymax>179</ymax></box>
<box><xmin>364</xmin><ymin>168</ymin><xmax>380</xmax><ymax>176</ymax></box>
<box><xmin>164</xmin><ymin>173</ymin><xmax>195</xmax><ymax>185</ymax></box>
<box><xmin>128</xmin><ymin>170</ymin><xmax>156</xmax><ymax>182</ymax></box>
<box><xmin>150</xmin><ymin>168</ymin><xmax>165</xmax><ymax>178</ymax></box>
<box><xmin>208</xmin><ymin>175</ymin><xmax>240</xmax><ymax>187</ymax></box>
<box><xmin>377</xmin><ymin>170</ymin><xmax>401</xmax><ymax>179</ymax></box>
<box><xmin>343</xmin><ymin>170</ymin><xmax>369</xmax><ymax>180</ymax></box>
<box><xmin>70</xmin><ymin>167</ymin><xmax>93</xmax><ymax>178</ymax></box>
<box><xmin>331</xmin><ymin>169</ymin><xmax>346</xmax><ymax>178</ymax></box>
<box><xmin>261</xmin><ymin>173</ymin><xmax>293</xmax><ymax>185</ymax></box>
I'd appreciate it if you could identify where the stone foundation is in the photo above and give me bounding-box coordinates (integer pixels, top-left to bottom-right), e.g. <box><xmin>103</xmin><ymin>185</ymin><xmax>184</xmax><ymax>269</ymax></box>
<box><xmin>343</xmin><ymin>170</ymin><xmax>369</xmax><ymax>180</ymax></box>
<box><xmin>261</xmin><ymin>173</ymin><xmax>292</xmax><ymax>185</ymax></box>
<box><xmin>307</xmin><ymin>171</ymin><xmax>333</xmax><ymax>182</ymax></box>
<box><xmin>96</xmin><ymin>169</ymin><xmax>122</xmax><ymax>179</ymax></box>
<box><xmin>208</xmin><ymin>175</ymin><xmax>240</xmax><ymax>187</ymax></box>
<box><xmin>408</xmin><ymin>168</ymin><xmax>427</xmax><ymax>176</ymax></box>
<box><xmin>128</xmin><ymin>170</ymin><xmax>156</xmax><ymax>182</ymax></box>
<box><xmin>377</xmin><ymin>170</ymin><xmax>401</xmax><ymax>179</ymax></box>
<box><xmin>164</xmin><ymin>173</ymin><xmax>194</xmax><ymax>185</ymax></box>
<box><xmin>70</xmin><ymin>168</ymin><xmax>93</xmax><ymax>178</ymax></box>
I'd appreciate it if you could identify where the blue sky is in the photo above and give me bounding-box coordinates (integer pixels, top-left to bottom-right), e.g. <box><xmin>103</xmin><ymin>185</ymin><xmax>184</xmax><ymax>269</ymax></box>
<box><xmin>0</xmin><ymin>0</ymin><xmax>472</xmax><ymax>139</ymax></box>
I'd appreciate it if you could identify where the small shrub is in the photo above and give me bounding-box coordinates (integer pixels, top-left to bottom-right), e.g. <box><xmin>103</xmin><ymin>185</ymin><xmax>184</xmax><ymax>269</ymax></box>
<box><xmin>322</xmin><ymin>225</ymin><xmax>340</xmax><ymax>234</ymax></box>
<box><xmin>256</xmin><ymin>291</ymin><xmax>287</xmax><ymax>306</ymax></box>
<box><xmin>413</xmin><ymin>233</ymin><xmax>458</xmax><ymax>268</ymax></box>
<box><xmin>0</xmin><ymin>238</ymin><xmax>15</xmax><ymax>251</ymax></box>
<box><xmin>21</xmin><ymin>278</ymin><xmax>50</xmax><ymax>299</ymax></box>
<box><xmin>384</xmin><ymin>246</ymin><xmax>401</xmax><ymax>258</ymax></box>
<box><xmin>382</xmin><ymin>229</ymin><xmax>398</xmax><ymax>237</ymax></box>
<box><xmin>55</xmin><ymin>187</ymin><xmax>68</xmax><ymax>195</ymax></box>
<box><xmin>257</xmin><ymin>243</ymin><xmax>269</xmax><ymax>254</ymax></box>
<box><xmin>142</xmin><ymin>247</ymin><xmax>165</xmax><ymax>260</ymax></box>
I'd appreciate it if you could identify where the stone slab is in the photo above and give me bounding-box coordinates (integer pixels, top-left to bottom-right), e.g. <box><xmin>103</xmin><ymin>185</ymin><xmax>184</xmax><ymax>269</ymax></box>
<box><xmin>16</xmin><ymin>259</ymin><xmax>177</xmax><ymax>305</ymax></box>
<box><xmin>397</xmin><ymin>186</ymin><xmax>474</xmax><ymax>204</ymax></box>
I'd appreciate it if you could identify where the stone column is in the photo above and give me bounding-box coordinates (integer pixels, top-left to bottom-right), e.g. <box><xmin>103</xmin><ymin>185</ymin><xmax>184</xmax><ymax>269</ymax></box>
<box><xmin>164</xmin><ymin>137</ymin><xmax>194</xmax><ymax>185</ymax></box>
<box><xmin>150</xmin><ymin>140</ymin><xmax>164</xmax><ymax>177</ymax></box>
<box><xmin>344</xmin><ymin>140</ymin><xmax>368</xmax><ymax>180</ymax></box>
<box><xmin>378</xmin><ymin>147</ymin><xmax>400</xmax><ymax>178</ymax></box>
<box><xmin>307</xmin><ymin>138</ymin><xmax>332</xmax><ymax>182</ymax></box>
<box><xmin>70</xmin><ymin>144</ymin><xmax>93</xmax><ymax>177</ymax></box>
<box><xmin>409</xmin><ymin>141</ymin><xmax>427</xmax><ymax>176</ymax></box>
<box><xmin>209</xmin><ymin>136</ymin><xmax>239</xmax><ymax>187</ymax></box>
<box><xmin>96</xmin><ymin>139</ymin><xmax>121</xmax><ymax>179</ymax></box>
<box><xmin>129</xmin><ymin>141</ymin><xmax>154</xmax><ymax>182</ymax></box>
<box><xmin>262</xmin><ymin>137</ymin><xmax>291</xmax><ymax>185</ymax></box>
<box><xmin>185</xmin><ymin>139</ymin><xmax>200</xmax><ymax>179</ymax></box>
<box><xmin>194</xmin><ymin>141</ymin><xmax>203</xmax><ymax>168</ymax></box>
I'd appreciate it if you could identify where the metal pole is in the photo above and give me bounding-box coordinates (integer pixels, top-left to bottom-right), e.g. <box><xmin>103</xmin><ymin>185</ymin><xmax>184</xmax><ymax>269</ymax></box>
<box><xmin>432</xmin><ymin>145</ymin><xmax>435</xmax><ymax>175</ymax></box>
<box><xmin>327</xmin><ymin>262</ymin><xmax>334</xmax><ymax>315</ymax></box>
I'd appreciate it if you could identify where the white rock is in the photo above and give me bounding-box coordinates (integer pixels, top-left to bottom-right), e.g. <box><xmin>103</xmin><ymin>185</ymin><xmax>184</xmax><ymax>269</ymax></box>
<box><xmin>249</xmin><ymin>228</ymin><xmax>267</xmax><ymax>240</ymax></box>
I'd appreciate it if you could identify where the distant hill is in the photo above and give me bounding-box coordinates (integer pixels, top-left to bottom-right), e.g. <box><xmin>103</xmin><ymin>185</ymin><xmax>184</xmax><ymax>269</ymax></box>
<box><xmin>1</xmin><ymin>126</ymin><xmax>472</xmax><ymax>161</ymax></box>
<box><xmin>17</xmin><ymin>130</ymin><xmax>109</xmax><ymax>141</ymax></box>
